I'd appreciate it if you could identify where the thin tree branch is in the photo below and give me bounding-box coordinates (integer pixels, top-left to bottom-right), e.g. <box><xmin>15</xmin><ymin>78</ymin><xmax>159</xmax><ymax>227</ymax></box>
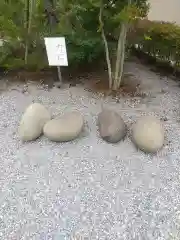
<box><xmin>24</xmin><ymin>0</ymin><xmax>29</xmax><ymax>64</ymax></box>
<box><xmin>117</xmin><ymin>23</ymin><xmax>128</xmax><ymax>89</ymax></box>
<box><xmin>114</xmin><ymin>23</ymin><xmax>125</xmax><ymax>86</ymax></box>
<box><xmin>113</xmin><ymin>0</ymin><xmax>132</xmax><ymax>90</ymax></box>
<box><xmin>24</xmin><ymin>0</ymin><xmax>35</xmax><ymax>64</ymax></box>
<box><xmin>99</xmin><ymin>1</ymin><xmax>112</xmax><ymax>89</ymax></box>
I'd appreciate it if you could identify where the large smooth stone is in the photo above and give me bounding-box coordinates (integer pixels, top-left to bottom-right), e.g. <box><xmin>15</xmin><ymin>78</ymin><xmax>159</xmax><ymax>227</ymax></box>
<box><xmin>19</xmin><ymin>103</ymin><xmax>51</xmax><ymax>141</ymax></box>
<box><xmin>132</xmin><ymin>115</ymin><xmax>164</xmax><ymax>153</ymax></box>
<box><xmin>98</xmin><ymin>109</ymin><xmax>127</xmax><ymax>143</ymax></box>
<box><xmin>43</xmin><ymin>111</ymin><xmax>84</xmax><ymax>142</ymax></box>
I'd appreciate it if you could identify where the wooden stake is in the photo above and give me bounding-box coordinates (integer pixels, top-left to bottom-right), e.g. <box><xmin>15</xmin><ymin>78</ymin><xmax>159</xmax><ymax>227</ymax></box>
<box><xmin>57</xmin><ymin>66</ymin><xmax>62</xmax><ymax>87</ymax></box>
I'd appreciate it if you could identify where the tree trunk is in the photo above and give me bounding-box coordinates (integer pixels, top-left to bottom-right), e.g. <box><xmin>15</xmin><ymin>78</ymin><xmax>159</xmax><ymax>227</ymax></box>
<box><xmin>113</xmin><ymin>22</ymin><xmax>128</xmax><ymax>90</ymax></box>
<box><xmin>44</xmin><ymin>0</ymin><xmax>59</xmax><ymax>26</ymax></box>
<box><xmin>112</xmin><ymin>0</ymin><xmax>132</xmax><ymax>91</ymax></box>
<box><xmin>24</xmin><ymin>0</ymin><xmax>30</xmax><ymax>64</ymax></box>
<box><xmin>24</xmin><ymin>0</ymin><xmax>35</xmax><ymax>64</ymax></box>
<box><xmin>99</xmin><ymin>1</ymin><xmax>112</xmax><ymax>89</ymax></box>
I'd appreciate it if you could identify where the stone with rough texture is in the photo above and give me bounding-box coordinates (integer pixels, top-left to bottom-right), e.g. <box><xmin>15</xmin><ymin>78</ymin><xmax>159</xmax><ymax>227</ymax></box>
<box><xmin>132</xmin><ymin>115</ymin><xmax>164</xmax><ymax>153</ymax></box>
<box><xmin>19</xmin><ymin>103</ymin><xmax>51</xmax><ymax>141</ymax></box>
<box><xmin>98</xmin><ymin>109</ymin><xmax>127</xmax><ymax>143</ymax></box>
<box><xmin>43</xmin><ymin>111</ymin><xmax>84</xmax><ymax>142</ymax></box>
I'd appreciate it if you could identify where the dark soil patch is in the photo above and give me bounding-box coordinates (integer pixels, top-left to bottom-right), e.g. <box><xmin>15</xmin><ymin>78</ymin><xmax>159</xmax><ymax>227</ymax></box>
<box><xmin>86</xmin><ymin>72</ymin><xmax>146</xmax><ymax>98</ymax></box>
<box><xmin>2</xmin><ymin>60</ymin><xmax>106</xmax><ymax>87</ymax></box>
<box><xmin>1</xmin><ymin>59</ymin><xmax>147</xmax><ymax>98</ymax></box>
<box><xmin>3</xmin><ymin>65</ymin><xmax>147</xmax><ymax>98</ymax></box>
<box><xmin>5</xmin><ymin>69</ymin><xmax>56</xmax><ymax>86</ymax></box>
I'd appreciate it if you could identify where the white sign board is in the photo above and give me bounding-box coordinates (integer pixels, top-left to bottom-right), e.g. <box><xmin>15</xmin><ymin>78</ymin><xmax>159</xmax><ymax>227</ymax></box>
<box><xmin>44</xmin><ymin>37</ymin><xmax>68</xmax><ymax>66</ymax></box>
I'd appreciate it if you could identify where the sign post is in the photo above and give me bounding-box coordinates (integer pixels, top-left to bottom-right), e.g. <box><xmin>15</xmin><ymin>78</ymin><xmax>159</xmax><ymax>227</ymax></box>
<box><xmin>44</xmin><ymin>37</ymin><xmax>68</xmax><ymax>87</ymax></box>
<box><xmin>57</xmin><ymin>66</ymin><xmax>62</xmax><ymax>85</ymax></box>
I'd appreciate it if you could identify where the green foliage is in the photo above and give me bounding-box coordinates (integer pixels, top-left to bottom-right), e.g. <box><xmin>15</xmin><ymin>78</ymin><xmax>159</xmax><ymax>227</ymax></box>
<box><xmin>0</xmin><ymin>0</ymin><xmax>149</xmax><ymax>70</ymax></box>
<box><xmin>95</xmin><ymin>0</ymin><xmax>149</xmax><ymax>90</ymax></box>
<box><xmin>0</xmin><ymin>0</ymin><xmax>106</xmax><ymax>69</ymax></box>
<box><xmin>134</xmin><ymin>20</ymin><xmax>180</xmax><ymax>69</ymax></box>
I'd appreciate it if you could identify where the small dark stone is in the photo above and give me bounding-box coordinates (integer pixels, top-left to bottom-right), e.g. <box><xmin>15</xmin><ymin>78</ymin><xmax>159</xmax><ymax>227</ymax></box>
<box><xmin>161</xmin><ymin>89</ymin><xmax>166</xmax><ymax>93</ymax></box>
<box><xmin>22</xmin><ymin>88</ymin><xmax>28</xmax><ymax>93</ymax></box>
<box><xmin>69</xmin><ymin>82</ymin><xmax>76</xmax><ymax>87</ymax></box>
<box><xmin>161</xmin><ymin>116</ymin><xmax>168</xmax><ymax>122</ymax></box>
<box><xmin>54</xmin><ymin>82</ymin><xmax>62</xmax><ymax>88</ymax></box>
<box><xmin>136</xmin><ymin>210</ymin><xmax>142</xmax><ymax>218</ymax></box>
<box><xmin>3</xmin><ymin>123</ymin><xmax>8</xmax><ymax>128</ymax></box>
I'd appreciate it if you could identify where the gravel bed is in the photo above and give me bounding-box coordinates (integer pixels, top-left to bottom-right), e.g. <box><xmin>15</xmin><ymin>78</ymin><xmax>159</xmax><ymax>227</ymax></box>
<box><xmin>0</xmin><ymin>62</ymin><xmax>180</xmax><ymax>239</ymax></box>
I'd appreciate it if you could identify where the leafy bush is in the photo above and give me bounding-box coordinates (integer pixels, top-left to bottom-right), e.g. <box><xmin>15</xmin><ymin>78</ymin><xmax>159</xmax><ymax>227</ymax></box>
<box><xmin>0</xmin><ymin>0</ymin><xmax>148</xmax><ymax>73</ymax></box>
<box><xmin>133</xmin><ymin>20</ymin><xmax>180</xmax><ymax>70</ymax></box>
<box><xmin>0</xmin><ymin>0</ymin><xmax>105</xmax><ymax>70</ymax></box>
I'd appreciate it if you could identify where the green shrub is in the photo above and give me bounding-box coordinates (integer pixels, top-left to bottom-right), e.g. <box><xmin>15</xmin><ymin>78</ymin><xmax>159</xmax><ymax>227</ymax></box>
<box><xmin>133</xmin><ymin>20</ymin><xmax>180</xmax><ymax>69</ymax></box>
<box><xmin>0</xmin><ymin>0</ymin><xmax>148</xmax><ymax>72</ymax></box>
<box><xmin>0</xmin><ymin>0</ymin><xmax>106</xmax><ymax>70</ymax></box>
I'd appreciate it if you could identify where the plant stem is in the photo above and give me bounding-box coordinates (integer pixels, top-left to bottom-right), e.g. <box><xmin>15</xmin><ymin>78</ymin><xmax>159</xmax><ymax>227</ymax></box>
<box><xmin>117</xmin><ymin>23</ymin><xmax>128</xmax><ymax>89</ymax></box>
<box><xmin>24</xmin><ymin>0</ymin><xmax>29</xmax><ymax>64</ymax></box>
<box><xmin>113</xmin><ymin>0</ymin><xmax>131</xmax><ymax>90</ymax></box>
<box><xmin>99</xmin><ymin>1</ymin><xmax>112</xmax><ymax>89</ymax></box>
<box><xmin>114</xmin><ymin>23</ymin><xmax>125</xmax><ymax>89</ymax></box>
<box><xmin>25</xmin><ymin>0</ymin><xmax>34</xmax><ymax>65</ymax></box>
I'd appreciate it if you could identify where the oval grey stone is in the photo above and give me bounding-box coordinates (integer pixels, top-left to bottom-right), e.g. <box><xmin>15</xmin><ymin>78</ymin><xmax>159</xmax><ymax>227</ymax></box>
<box><xmin>19</xmin><ymin>103</ymin><xmax>51</xmax><ymax>141</ymax></box>
<box><xmin>132</xmin><ymin>115</ymin><xmax>165</xmax><ymax>153</ymax></box>
<box><xmin>43</xmin><ymin>111</ymin><xmax>84</xmax><ymax>142</ymax></box>
<box><xmin>98</xmin><ymin>109</ymin><xmax>127</xmax><ymax>143</ymax></box>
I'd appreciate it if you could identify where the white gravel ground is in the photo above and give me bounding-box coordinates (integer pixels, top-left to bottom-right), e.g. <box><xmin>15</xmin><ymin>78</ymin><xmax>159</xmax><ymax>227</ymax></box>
<box><xmin>0</xmin><ymin>62</ymin><xmax>180</xmax><ymax>240</ymax></box>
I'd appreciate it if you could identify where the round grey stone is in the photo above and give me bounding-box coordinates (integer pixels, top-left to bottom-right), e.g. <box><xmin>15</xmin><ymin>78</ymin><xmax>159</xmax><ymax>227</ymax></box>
<box><xmin>18</xmin><ymin>103</ymin><xmax>51</xmax><ymax>141</ymax></box>
<box><xmin>132</xmin><ymin>115</ymin><xmax>165</xmax><ymax>153</ymax></box>
<box><xmin>97</xmin><ymin>109</ymin><xmax>127</xmax><ymax>143</ymax></box>
<box><xmin>43</xmin><ymin>111</ymin><xmax>84</xmax><ymax>142</ymax></box>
